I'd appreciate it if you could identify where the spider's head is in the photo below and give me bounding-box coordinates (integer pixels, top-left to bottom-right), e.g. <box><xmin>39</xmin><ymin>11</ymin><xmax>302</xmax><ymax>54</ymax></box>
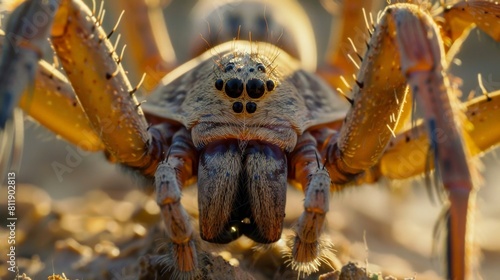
<box><xmin>145</xmin><ymin>41</ymin><xmax>331</xmax><ymax>152</ymax></box>
<box><xmin>177</xmin><ymin>41</ymin><xmax>307</xmax><ymax>151</ymax></box>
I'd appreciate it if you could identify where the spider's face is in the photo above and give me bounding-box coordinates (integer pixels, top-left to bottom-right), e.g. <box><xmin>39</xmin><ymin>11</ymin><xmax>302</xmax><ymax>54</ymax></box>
<box><xmin>190</xmin><ymin>46</ymin><xmax>302</xmax><ymax>151</ymax></box>
<box><xmin>213</xmin><ymin>53</ymin><xmax>277</xmax><ymax>115</ymax></box>
<box><xmin>143</xmin><ymin>0</ymin><xmax>346</xmax><ymax>152</ymax></box>
<box><xmin>142</xmin><ymin>40</ymin><xmax>310</xmax><ymax>151</ymax></box>
<box><xmin>145</xmin><ymin>40</ymin><xmax>348</xmax><ymax>152</ymax></box>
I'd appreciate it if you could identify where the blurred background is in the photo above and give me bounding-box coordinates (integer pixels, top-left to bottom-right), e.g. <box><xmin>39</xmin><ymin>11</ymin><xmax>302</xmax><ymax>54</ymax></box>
<box><xmin>1</xmin><ymin>0</ymin><xmax>499</xmax><ymax>279</ymax></box>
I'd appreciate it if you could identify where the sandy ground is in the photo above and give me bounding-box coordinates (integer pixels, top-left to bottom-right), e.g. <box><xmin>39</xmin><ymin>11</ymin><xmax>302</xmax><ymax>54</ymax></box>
<box><xmin>1</xmin><ymin>0</ymin><xmax>500</xmax><ymax>279</ymax></box>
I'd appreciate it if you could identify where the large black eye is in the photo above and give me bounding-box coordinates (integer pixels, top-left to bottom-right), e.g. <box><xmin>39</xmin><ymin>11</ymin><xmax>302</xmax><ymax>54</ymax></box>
<box><xmin>225</xmin><ymin>78</ymin><xmax>244</xmax><ymax>98</ymax></box>
<box><xmin>215</xmin><ymin>79</ymin><xmax>224</xmax><ymax>90</ymax></box>
<box><xmin>246</xmin><ymin>79</ymin><xmax>265</xmax><ymax>99</ymax></box>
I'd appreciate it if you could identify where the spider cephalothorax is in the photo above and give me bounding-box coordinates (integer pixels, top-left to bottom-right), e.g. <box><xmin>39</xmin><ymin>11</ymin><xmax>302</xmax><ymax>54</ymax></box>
<box><xmin>144</xmin><ymin>42</ymin><xmax>348</xmax><ymax>152</ymax></box>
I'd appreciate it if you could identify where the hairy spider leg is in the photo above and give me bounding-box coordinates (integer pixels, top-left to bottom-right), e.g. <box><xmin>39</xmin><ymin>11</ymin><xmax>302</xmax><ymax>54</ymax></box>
<box><xmin>154</xmin><ymin>127</ymin><xmax>199</xmax><ymax>278</ymax></box>
<box><xmin>287</xmin><ymin>131</ymin><xmax>333</xmax><ymax>276</ymax></box>
<box><xmin>112</xmin><ymin>0</ymin><xmax>175</xmax><ymax>91</ymax></box>
<box><xmin>316</xmin><ymin>4</ymin><xmax>499</xmax><ymax>279</ymax></box>
<box><xmin>318</xmin><ymin>0</ymin><xmax>382</xmax><ymax>93</ymax></box>
<box><xmin>50</xmin><ymin>0</ymin><xmax>163</xmax><ymax>173</ymax></box>
<box><xmin>376</xmin><ymin>90</ymin><xmax>500</xmax><ymax>181</ymax></box>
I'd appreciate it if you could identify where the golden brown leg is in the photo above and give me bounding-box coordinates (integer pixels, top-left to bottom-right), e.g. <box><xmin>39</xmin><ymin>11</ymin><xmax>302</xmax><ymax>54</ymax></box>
<box><xmin>0</xmin><ymin>28</ymin><xmax>103</xmax><ymax>151</ymax></box>
<box><xmin>322</xmin><ymin>4</ymin><xmax>479</xmax><ymax>279</ymax></box>
<box><xmin>20</xmin><ymin>60</ymin><xmax>105</xmax><ymax>151</ymax></box>
<box><xmin>35</xmin><ymin>2</ymin><xmax>202</xmax><ymax>273</ymax></box>
<box><xmin>323</xmin><ymin>5</ymin><xmax>410</xmax><ymax>184</ymax></box>
<box><xmin>396</xmin><ymin>8</ymin><xmax>475</xmax><ymax>279</ymax></box>
<box><xmin>374</xmin><ymin>91</ymin><xmax>500</xmax><ymax>180</ymax></box>
<box><xmin>113</xmin><ymin>0</ymin><xmax>175</xmax><ymax>91</ymax></box>
<box><xmin>442</xmin><ymin>1</ymin><xmax>500</xmax><ymax>45</ymax></box>
<box><xmin>317</xmin><ymin>0</ymin><xmax>384</xmax><ymax>92</ymax></box>
<box><xmin>51</xmin><ymin>0</ymin><xmax>161</xmax><ymax>173</ymax></box>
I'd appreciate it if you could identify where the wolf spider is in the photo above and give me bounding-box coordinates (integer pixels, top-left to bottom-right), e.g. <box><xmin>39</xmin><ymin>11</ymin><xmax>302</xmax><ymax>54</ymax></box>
<box><xmin>0</xmin><ymin>0</ymin><xmax>499</xmax><ymax>279</ymax></box>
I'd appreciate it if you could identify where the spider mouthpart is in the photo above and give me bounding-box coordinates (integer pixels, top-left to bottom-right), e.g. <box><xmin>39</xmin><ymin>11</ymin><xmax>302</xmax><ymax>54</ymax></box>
<box><xmin>246</xmin><ymin>102</ymin><xmax>257</xmax><ymax>113</ymax></box>
<box><xmin>215</xmin><ymin>79</ymin><xmax>224</xmax><ymax>91</ymax></box>
<box><xmin>266</xmin><ymin>80</ymin><xmax>275</xmax><ymax>91</ymax></box>
<box><xmin>232</xmin><ymin>101</ymin><xmax>244</xmax><ymax>113</ymax></box>
<box><xmin>225</xmin><ymin>78</ymin><xmax>244</xmax><ymax>98</ymax></box>
<box><xmin>246</xmin><ymin>78</ymin><xmax>265</xmax><ymax>99</ymax></box>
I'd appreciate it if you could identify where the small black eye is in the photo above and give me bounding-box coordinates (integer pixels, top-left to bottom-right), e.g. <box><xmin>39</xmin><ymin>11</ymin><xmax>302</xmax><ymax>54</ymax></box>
<box><xmin>232</xmin><ymin>102</ymin><xmax>243</xmax><ymax>113</ymax></box>
<box><xmin>225</xmin><ymin>78</ymin><xmax>244</xmax><ymax>98</ymax></box>
<box><xmin>225</xmin><ymin>63</ymin><xmax>235</xmax><ymax>72</ymax></box>
<box><xmin>246</xmin><ymin>79</ymin><xmax>265</xmax><ymax>99</ymax></box>
<box><xmin>256</xmin><ymin>63</ymin><xmax>266</xmax><ymax>73</ymax></box>
<box><xmin>215</xmin><ymin>79</ymin><xmax>224</xmax><ymax>90</ymax></box>
<box><xmin>246</xmin><ymin>102</ymin><xmax>257</xmax><ymax>113</ymax></box>
<box><xmin>266</xmin><ymin>80</ymin><xmax>275</xmax><ymax>91</ymax></box>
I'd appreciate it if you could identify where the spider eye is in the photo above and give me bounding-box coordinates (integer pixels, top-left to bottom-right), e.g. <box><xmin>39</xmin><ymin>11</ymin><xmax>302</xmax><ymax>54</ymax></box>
<box><xmin>225</xmin><ymin>63</ymin><xmax>235</xmax><ymax>72</ymax></box>
<box><xmin>256</xmin><ymin>63</ymin><xmax>266</xmax><ymax>73</ymax></box>
<box><xmin>215</xmin><ymin>79</ymin><xmax>224</xmax><ymax>91</ymax></box>
<box><xmin>246</xmin><ymin>79</ymin><xmax>265</xmax><ymax>99</ymax></box>
<box><xmin>246</xmin><ymin>102</ymin><xmax>257</xmax><ymax>113</ymax></box>
<box><xmin>232</xmin><ymin>101</ymin><xmax>244</xmax><ymax>113</ymax></box>
<box><xmin>225</xmin><ymin>78</ymin><xmax>244</xmax><ymax>98</ymax></box>
<box><xmin>266</xmin><ymin>80</ymin><xmax>275</xmax><ymax>91</ymax></box>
